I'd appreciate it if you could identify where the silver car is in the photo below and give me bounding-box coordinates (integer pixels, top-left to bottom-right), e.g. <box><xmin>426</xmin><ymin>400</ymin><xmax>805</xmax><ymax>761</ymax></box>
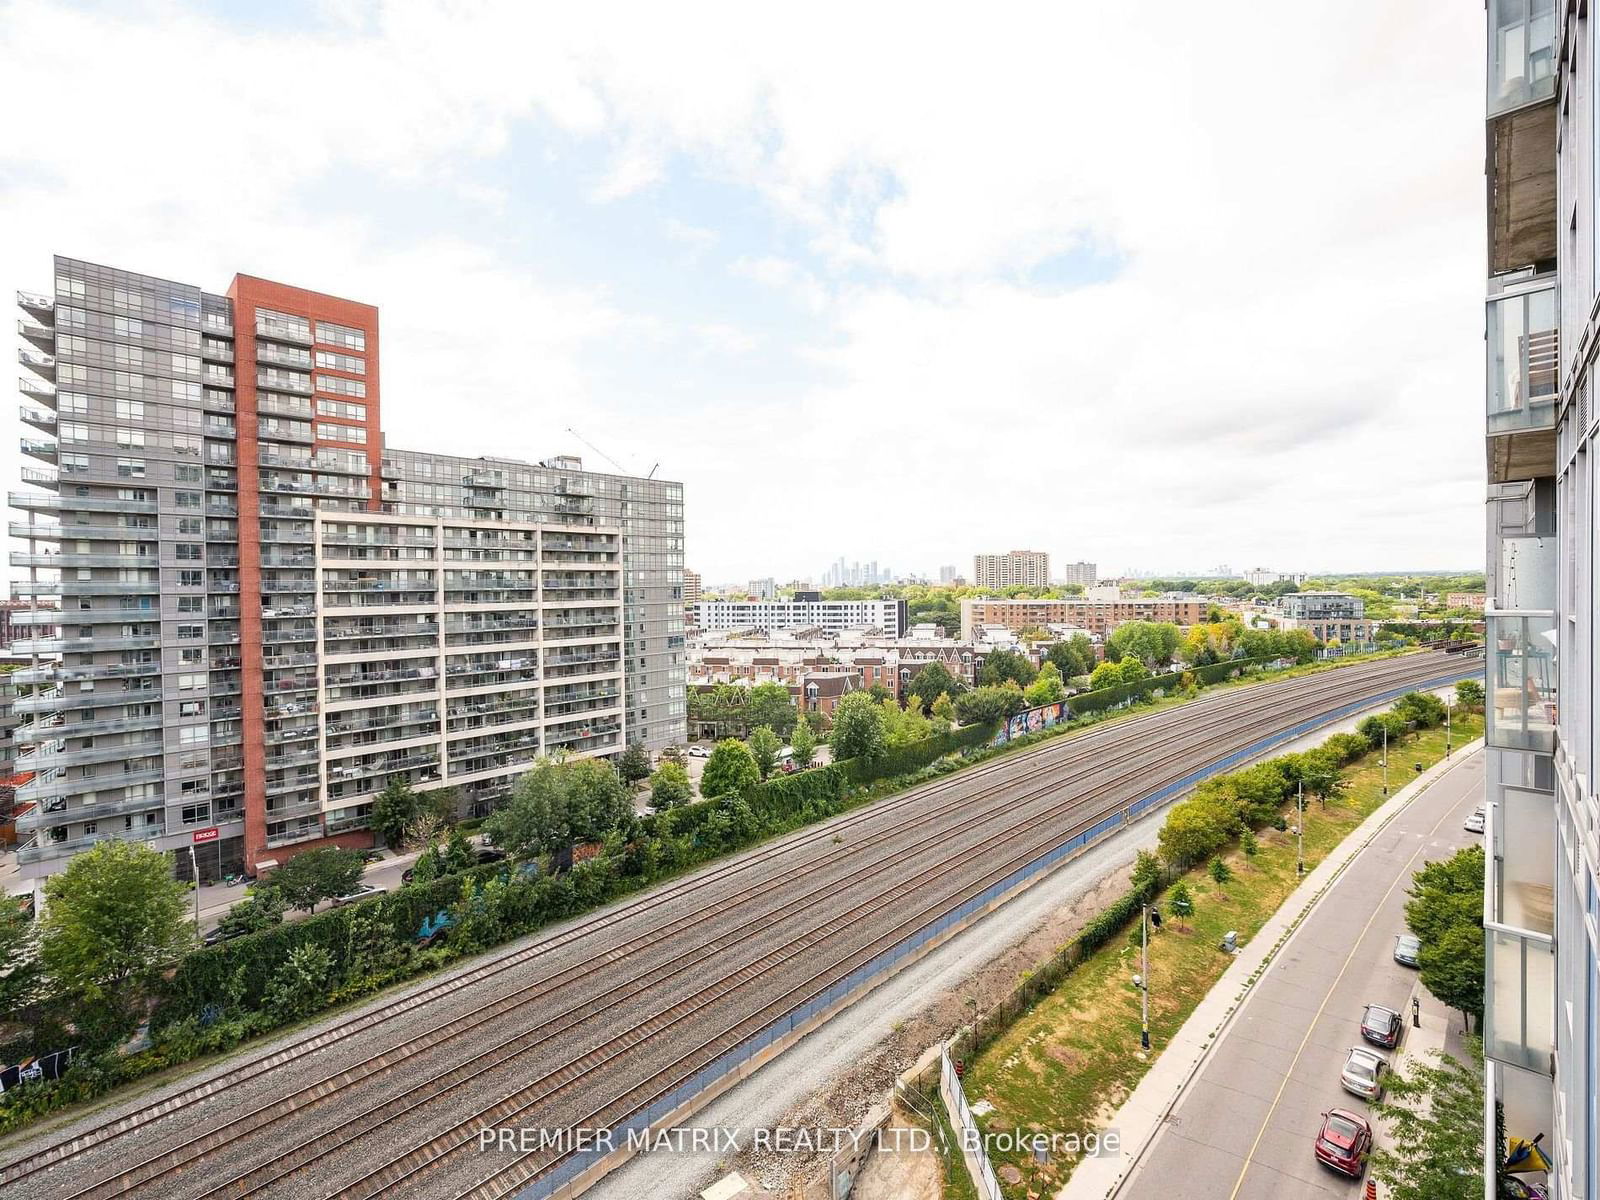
<box><xmin>1394</xmin><ymin>933</ymin><xmax>1422</xmax><ymax>967</ymax></box>
<box><xmin>1340</xmin><ymin>1047</ymin><xmax>1388</xmax><ymax>1100</ymax></box>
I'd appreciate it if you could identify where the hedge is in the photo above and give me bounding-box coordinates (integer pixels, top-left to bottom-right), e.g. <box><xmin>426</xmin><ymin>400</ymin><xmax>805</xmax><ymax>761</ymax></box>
<box><xmin>835</xmin><ymin>722</ymin><xmax>997</xmax><ymax>786</ymax></box>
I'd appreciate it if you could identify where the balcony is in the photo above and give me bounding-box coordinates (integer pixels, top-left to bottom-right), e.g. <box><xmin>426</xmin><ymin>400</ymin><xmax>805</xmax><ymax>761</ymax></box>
<box><xmin>19</xmin><ymin>405</ymin><xmax>55</xmax><ymax>431</ymax></box>
<box><xmin>1484</xmin><ymin>828</ymin><xmax>1556</xmax><ymax>1075</ymax></box>
<box><xmin>255</xmin><ymin>316</ymin><xmax>313</xmax><ymax>346</ymax></box>
<box><xmin>17</xmin><ymin>289</ymin><xmax>55</xmax><ymax>318</ymax></box>
<box><xmin>10</xmin><ymin>492</ymin><xmax>156</xmax><ymax>515</ymax></box>
<box><xmin>11</xmin><ymin>551</ymin><xmax>155</xmax><ymax>569</ymax></box>
<box><xmin>1487</xmin><ymin>286</ymin><xmax>1558</xmax><ymax>483</ymax></box>
<box><xmin>20</xmin><ymin>439</ymin><xmax>57</xmax><ymax>464</ymax></box>
<box><xmin>1489</xmin><ymin>99</ymin><xmax>1556</xmax><ymax>277</ymax></box>
<box><xmin>1489</xmin><ymin>0</ymin><xmax>1557</xmax><ymax>117</ymax></box>
<box><xmin>17</xmin><ymin>826</ymin><xmax>163</xmax><ymax>866</ymax></box>
<box><xmin>15</xmin><ymin>794</ymin><xmax>164</xmax><ymax>833</ymax></box>
<box><xmin>18</xmin><ymin>763</ymin><xmax>164</xmax><ymax>802</ymax></box>
<box><xmin>19</xmin><ymin>348</ymin><xmax>55</xmax><ymax>380</ymax></box>
<box><xmin>1486</xmin><ymin>607</ymin><xmax>1556</xmax><ymax>752</ymax></box>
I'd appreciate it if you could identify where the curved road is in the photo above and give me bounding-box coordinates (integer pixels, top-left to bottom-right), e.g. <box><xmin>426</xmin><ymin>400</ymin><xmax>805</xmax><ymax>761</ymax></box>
<box><xmin>0</xmin><ymin>651</ymin><xmax>1477</xmax><ymax>1200</ymax></box>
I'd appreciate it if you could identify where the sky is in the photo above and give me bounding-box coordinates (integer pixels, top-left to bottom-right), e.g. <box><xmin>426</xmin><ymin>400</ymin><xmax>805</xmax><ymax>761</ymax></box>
<box><xmin>0</xmin><ymin>2</ymin><xmax>1486</xmax><ymax>584</ymax></box>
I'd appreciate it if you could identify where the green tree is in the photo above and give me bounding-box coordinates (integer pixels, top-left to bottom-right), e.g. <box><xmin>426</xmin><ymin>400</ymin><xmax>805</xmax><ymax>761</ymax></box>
<box><xmin>370</xmin><ymin>776</ymin><xmax>421</xmax><ymax>847</ymax></box>
<box><xmin>648</xmin><ymin>761</ymin><xmax>694</xmax><ymax>810</ymax></box>
<box><xmin>1208</xmin><ymin>857</ymin><xmax>1233</xmax><ymax>888</ymax></box>
<box><xmin>831</xmin><ymin>692</ymin><xmax>888</xmax><ymax>760</ymax></box>
<box><xmin>1419</xmin><ymin>923</ymin><xmax>1486</xmax><ymax>1033</ymax></box>
<box><xmin>930</xmin><ymin>693</ymin><xmax>957</xmax><ymax>730</ymax></box>
<box><xmin>1116</xmin><ymin>658</ymin><xmax>1150</xmax><ymax>685</ymax></box>
<box><xmin>1405</xmin><ymin>847</ymin><xmax>1486</xmax><ymax>1030</ymax></box>
<box><xmin>1130</xmin><ymin>849</ymin><xmax>1163</xmax><ymax>897</ymax></box>
<box><xmin>1157</xmin><ymin>795</ymin><xmax>1238</xmax><ymax>870</ymax></box>
<box><xmin>484</xmin><ymin>758</ymin><xmax>634</xmax><ymax>860</ymax></box>
<box><xmin>745</xmin><ymin>682</ymin><xmax>798</xmax><ymax>738</ymax></box>
<box><xmin>616</xmin><ymin>742</ymin><xmax>653</xmax><ymax>785</ymax></box>
<box><xmin>906</xmin><ymin>661</ymin><xmax>964</xmax><ymax>712</ymax></box>
<box><xmin>441</xmin><ymin>826</ymin><xmax>476</xmax><ymax>875</ymax></box>
<box><xmin>38</xmin><ymin>841</ymin><xmax>194</xmax><ymax>1037</ymax></box>
<box><xmin>1371</xmin><ymin>1044</ymin><xmax>1485</xmax><ymax>1200</ymax></box>
<box><xmin>702</xmin><ymin>739</ymin><xmax>761</xmax><ymax>798</ymax></box>
<box><xmin>1240</xmin><ymin>829</ymin><xmax>1258</xmax><ymax>856</ymax></box>
<box><xmin>978</xmin><ymin>649</ymin><xmax>1037</xmax><ymax>688</ymax></box>
<box><xmin>789</xmin><ymin>719</ymin><xmax>817</xmax><ymax>768</ymax></box>
<box><xmin>0</xmin><ymin>899</ymin><xmax>40</xmax><ymax>1015</ymax></box>
<box><xmin>1023</xmin><ymin>661</ymin><xmax>1067</xmax><ymax>708</ymax></box>
<box><xmin>1455</xmin><ymin>678</ymin><xmax>1485</xmax><ymax>709</ymax></box>
<box><xmin>747</xmin><ymin>725</ymin><xmax>782</xmax><ymax>779</ymax></box>
<box><xmin>1394</xmin><ymin>690</ymin><xmax>1448</xmax><ymax>729</ymax></box>
<box><xmin>953</xmin><ymin>684</ymin><xmax>1026</xmax><ymax>726</ymax></box>
<box><xmin>1106</xmin><ymin>620</ymin><xmax>1181</xmax><ymax>668</ymax></box>
<box><xmin>216</xmin><ymin>886</ymin><xmax>287</xmax><ymax>937</ymax></box>
<box><xmin>271</xmin><ymin>847</ymin><xmax>366</xmax><ymax>914</ymax></box>
<box><xmin>1167</xmin><ymin>881</ymin><xmax>1194</xmax><ymax>919</ymax></box>
<box><xmin>1088</xmin><ymin>660</ymin><xmax>1124</xmax><ymax>690</ymax></box>
<box><xmin>1044</xmin><ymin>636</ymin><xmax>1093</xmax><ymax>681</ymax></box>
<box><xmin>265</xmin><ymin>943</ymin><xmax>334</xmax><ymax>1021</ymax></box>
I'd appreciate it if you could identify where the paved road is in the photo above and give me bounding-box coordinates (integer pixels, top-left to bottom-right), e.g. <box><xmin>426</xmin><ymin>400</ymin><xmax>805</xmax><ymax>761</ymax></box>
<box><xmin>1122</xmin><ymin>747</ymin><xmax>1484</xmax><ymax>1199</ymax></box>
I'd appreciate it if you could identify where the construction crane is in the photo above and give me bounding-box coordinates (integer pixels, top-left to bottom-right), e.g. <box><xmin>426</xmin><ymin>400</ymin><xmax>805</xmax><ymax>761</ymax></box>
<box><xmin>565</xmin><ymin>427</ymin><xmax>659</xmax><ymax>478</ymax></box>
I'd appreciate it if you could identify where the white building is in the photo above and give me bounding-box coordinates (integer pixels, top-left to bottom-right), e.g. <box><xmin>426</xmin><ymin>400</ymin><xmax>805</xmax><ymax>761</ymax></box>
<box><xmin>694</xmin><ymin>598</ymin><xmax>906</xmax><ymax>637</ymax></box>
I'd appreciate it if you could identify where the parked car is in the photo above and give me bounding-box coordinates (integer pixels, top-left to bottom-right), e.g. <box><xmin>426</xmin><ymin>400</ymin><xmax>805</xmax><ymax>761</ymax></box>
<box><xmin>202</xmin><ymin>925</ymin><xmax>246</xmax><ymax>947</ymax></box>
<box><xmin>687</xmin><ymin>744</ymin><xmax>712</xmax><ymax>758</ymax></box>
<box><xmin>332</xmin><ymin>884</ymin><xmax>387</xmax><ymax>907</ymax></box>
<box><xmin>1314</xmin><ymin>1108</ymin><xmax>1373</xmax><ymax>1177</ymax></box>
<box><xmin>475</xmin><ymin>846</ymin><xmax>506</xmax><ymax>865</ymax></box>
<box><xmin>1394</xmin><ymin>933</ymin><xmax>1422</xmax><ymax>967</ymax></box>
<box><xmin>1360</xmin><ymin>1003</ymin><xmax>1402</xmax><ymax>1048</ymax></box>
<box><xmin>1464</xmin><ymin>807</ymin><xmax>1487</xmax><ymax>834</ymax></box>
<box><xmin>1339</xmin><ymin>1047</ymin><xmax>1388</xmax><ymax>1100</ymax></box>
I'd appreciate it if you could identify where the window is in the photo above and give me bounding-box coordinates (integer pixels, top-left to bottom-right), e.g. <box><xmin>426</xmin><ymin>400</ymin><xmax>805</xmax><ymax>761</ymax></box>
<box><xmin>179</xmin><ymin>647</ymin><xmax>202</xmax><ymax>665</ymax></box>
<box><xmin>315</xmin><ymin>321</ymin><xmax>365</xmax><ymax>350</ymax></box>
<box><xmin>113</xmin><ymin>316</ymin><xmax>144</xmax><ymax>338</ymax></box>
<box><xmin>59</xmin><ymin>422</ymin><xmax>89</xmax><ymax>443</ymax></box>
<box><xmin>117</xmin><ymin>488</ymin><xmax>150</xmax><ymax>502</ymax></box>
<box><xmin>172</xmin><ymin>434</ymin><xmax>202</xmax><ymax>456</ymax></box>
<box><xmin>256</xmin><ymin>309</ymin><xmax>310</xmax><ymax>340</ymax></box>
<box><xmin>177</xmin><ymin>596</ymin><xmax>202</xmax><ymax>614</ymax></box>
<box><xmin>116</xmin><ymin>458</ymin><xmax>146</xmax><ymax>478</ymax></box>
<box><xmin>178</xmin><ymin>726</ymin><xmax>208</xmax><ymax>746</ymax></box>
<box><xmin>61</xmin><ymin>453</ymin><xmax>89</xmax><ymax>474</ymax></box>
<box><xmin>177</xmin><ymin>673</ymin><xmax>205</xmax><ymax>690</ymax></box>
<box><xmin>317</xmin><ymin>422</ymin><xmax>367</xmax><ymax>444</ymax></box>
<box><xmin>176</xmin><ymin>517</ymin><xmax>201</xmax><ymax>535</ymax></box>
<box><xmin>116</xmin><ymin>428</ymin><xmax>145</xmax><ymax>449</ymax></box>
<box><xmin>180</xmin><ymin>803</ymin><xmax>211</xmax><ymax>825</ymax></box>
<box><xmin>174</xmin><ymin>464</ymin><xmax>201</xmax><ymax>482</ymax></box>
<box><xmin>177</xmin><ymin>624</ymin><xmax>203</xmax><ymax>640</ymax></box>
<box><xmin>58</xmin><ymin>392</ymin><xmax>89</xmax><ymax>415</ymax></box>
<box><xmin>178</xmin><ymin>570</ymin><xmax>203</xmax><ymax>587</ymax></box>
<box><xmin>175</xmin><ymin>543</ymin><xmax>201</xmax><ymax>561</ymax></box>
<box><xmin>174</xmin><ymin>490</ymin><xmax>201</xmax><ymax>509</ymax></box>
<box><xmin>314</xmin><ymin>350</ymin><xmax>366</xmax><ymax>374</ymax></box>
<box><xmin>315</xmin><ymin>398</ymin><xmax>366</xmax><ymax>421</ymax></box>
<box><xmin>115</xmin><ymin>400</ymin><xmax>145</xmax><ymax>421</ymax></box>
<box><xmin>178</xmin><ymin>700</ymin><xmax>205</xmax><ymax>717</ymax></box>
<box><xmin>314</xmin><ymin>374</ymin><xmax>366</xmax><ymax>398</ymax></box>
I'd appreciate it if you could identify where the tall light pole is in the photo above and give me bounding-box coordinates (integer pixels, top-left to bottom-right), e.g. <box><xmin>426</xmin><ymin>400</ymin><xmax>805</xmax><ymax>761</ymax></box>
<box><xmin>188</xmin><ymin>844</ymin><xmax>201</xmax><ymax>931</ymax></box>
<box><xmin>1381</xmin><ymin>723</ymin><xmax>1389</xmax><ymax>795</ymax></box>
<box><xmin>1296</xmin><ymin>779</ymin><xmax>1306</xmax><ymax>876</ymax></box>
<box><xmin>1139</xmin><ymin>903</ymin><xmax>1150</xmax><ymax>1050</ymax></box>
<box><xmin>1445</xmin><ymin>697</ymin><xmax>1453</xmax><ymax>757</ymax></box>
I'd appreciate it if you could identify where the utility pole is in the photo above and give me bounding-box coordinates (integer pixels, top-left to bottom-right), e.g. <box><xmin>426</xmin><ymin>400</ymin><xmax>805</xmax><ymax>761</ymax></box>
<box><xmin>1296</xmin><ymin>779</ymin><xmax>1306</xmax><ymax>876</ymax></box>
<box><xmin>1446</xmin><ymin>698</ymin><xmax>1453</xmax><ymax>757</ymax></box>
<box><xmin>1381</xmin><ymin>723</ymin><xmax>1389</xmax><ymax>795</ymax></box>
<box><xmin>189</xmin><ymin>845</ymin><xmax>201</xmax><ymax>931</ymax></box>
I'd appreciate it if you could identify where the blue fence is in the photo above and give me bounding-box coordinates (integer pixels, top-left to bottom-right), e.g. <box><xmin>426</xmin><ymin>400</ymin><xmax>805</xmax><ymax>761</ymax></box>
<box><xmin>514</xmin><ymin>665</ymin><xmax>1478</xmax><ymax>1198</ymax></box>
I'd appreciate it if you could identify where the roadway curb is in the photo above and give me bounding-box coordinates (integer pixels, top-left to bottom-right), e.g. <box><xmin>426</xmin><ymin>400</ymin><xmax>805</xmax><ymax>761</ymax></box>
<box><xmin>1059</xmin><ymin>737</ymin><xmax>1485</xmax><ymax>1200</ymax></box>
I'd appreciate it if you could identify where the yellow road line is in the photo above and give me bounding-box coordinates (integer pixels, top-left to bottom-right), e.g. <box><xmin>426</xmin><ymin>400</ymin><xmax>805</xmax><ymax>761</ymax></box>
<box><xmin>1225</xmin><ymin>758</ymin><xmax>1475</xmax><ymax>1198</ymax></box>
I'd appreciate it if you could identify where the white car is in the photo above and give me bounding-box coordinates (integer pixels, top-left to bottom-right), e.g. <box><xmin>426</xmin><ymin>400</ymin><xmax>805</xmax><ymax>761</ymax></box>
<box><xmin>332</xmin><ymin>884</ymin><xmax>387</xmax><ymax>907</ymax></box>
<box><xmin>1464</xmin><ymin>807</ymin><xmax>1486</xmax><ymax>834</ymax></box>
<box><xmin>687</xmin><ymin>745</ymin><xmax>712</xmax><ymax>758</ymax></box>
<box><xmin>1340</xmin><ymin>1047</ymin><xmax>1388</xmax><ymax>1100</ymax></box>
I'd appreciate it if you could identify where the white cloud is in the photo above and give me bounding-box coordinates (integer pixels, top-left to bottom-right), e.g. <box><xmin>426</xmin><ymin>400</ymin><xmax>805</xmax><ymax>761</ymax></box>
<box><xmin>0</xmin><ymin>1</ymin><xmax>1486</xmax><ymax>583</ymax></box>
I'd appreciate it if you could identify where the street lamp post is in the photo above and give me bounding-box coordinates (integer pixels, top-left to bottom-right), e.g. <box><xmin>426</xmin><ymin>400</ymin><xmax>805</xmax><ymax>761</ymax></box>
<box><xmin>1445</xmin><ymin>698</ymin><xmax>1453</xmax><ymax>757</ymax></box>
<box><xmin>1381</xmin><ymin>723</ymin><xmax>1388</xmax><ymax>795</ymax></box>
<box><xmin>1296</xmin><ymin>779</ymin><xmax>1306</xmax><ymax>876</ymax></box>
<box><xmin>188</xmin><ymin>845</ymin><xmax>201</xmax><ymax>931</ymax></box>
<box><xmin>1139</xmin><ymin>904</ymin><xmax>1150</xmax><ymax>1050</ymax></box>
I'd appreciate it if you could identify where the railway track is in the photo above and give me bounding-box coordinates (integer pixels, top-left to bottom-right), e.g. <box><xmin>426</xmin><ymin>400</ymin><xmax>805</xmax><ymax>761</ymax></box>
<box><xmin>0</xmin><ymin>651</ymin><xmax>1476</xmax><ymax>1200</ymax></box>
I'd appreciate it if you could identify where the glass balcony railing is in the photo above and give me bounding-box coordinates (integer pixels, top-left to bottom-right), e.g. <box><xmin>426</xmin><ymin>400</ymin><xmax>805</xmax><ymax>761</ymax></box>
<box><xmin>1486</xmin><ymin>926</ymin><xmax>1555</xmax><ymax>1073</ymax></box>
<box><xmin>1487</xmin><ymin>286</ymin><xmax>1558</xmax><ymax>435</ymax></box>
<box><xmin>1486</xmin><ymin>608</ymin><xmax>1557</xmax><ymax>751</ymax></box>
<box><xmin>1489</xmin><ymin>0</ymin><xmax>1557</xmax><ymax>117</ymax></box>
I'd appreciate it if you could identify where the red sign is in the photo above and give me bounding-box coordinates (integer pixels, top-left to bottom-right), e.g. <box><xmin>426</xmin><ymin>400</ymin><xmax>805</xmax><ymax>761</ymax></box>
<box><xmin>191</xmin><ymin>827</ymin><xmax>220</xmax><ymax>845</ymax></box>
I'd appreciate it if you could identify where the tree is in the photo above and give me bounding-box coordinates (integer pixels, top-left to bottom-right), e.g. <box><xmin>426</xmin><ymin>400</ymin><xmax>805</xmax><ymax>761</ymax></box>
<box><xmin>906</xmin><ymin>661</ymin><xmax>964</xmax><ymax>712</ymax></box>
<box><xmin>978</xmin><ymin>649</ymin><xmax>1036</xmax><ymax>688</ymax></box>
<box><xmin>1157</xmin><ymin>795</ymin><xmax>1238</xmax><ymax>869</ymax></box>
<box><xmin>747</xmin><ymin>725</ymin><xmax>782</xmax><ymax>780</ymax></box>
<box><xmin>1167</xmin><ymin>881</ymin><xmax>1194</xmax><ymax>919</ymax></box>
<box><xmin>0</xmin><ymin>899</ymin><xmax>40</xmax><ymax>1015</ymax></box>
<box><xmin>745</xmin><ymin>681</ymin><xmax>798</xmax><ymax>738</ymax></box>
<box><xmin>370</xmin><ymin>776</ymin><xmax>422</xmax><ymax>847</ymax></box>
<box><xmin>1130</xmin><ymin>849</ymin><xmax>1163</xmax><ymax>897</ymax></box>
<box><xmin>271</xmin><ymin>847</ymin><xmax>366</xmax><ymax>914</ymax></box>
<box><xmin>1419</xmin><ymin>923</ymin><xmax>1486</xmax><ymax>1033</ymax></box>
<box><xmin>1405</xmin><ymin>846</ymin><xmax>1485</xmax><ymax>1030</ymax></box>
<box><xmin>216</xmin><ymin>886</ymin><xmax>287</xmax><ymax>937</ymax></box>
<box><xmin>441</xmin><ymin>826</ymin><xmax>475</xmax><ymax>875</ymax></box>
<box><xmin>953</xmin><ymin>684</ymin><xmax>1026</xmax><ymax>726</ymax></box>
<box><xmin>1106</xmin><ymin>620</ymin><xmax>1181</xmax><ymax>668</ymax></box>
<box><xmin>702</xmin><ymin>739</ymin><xmax>761</xmax><ymax>798</ymax></box>
<box><xmin>1240</xmin><ymin>829</ymin><xmax>1258</xmax><ymax>856</ymax></box>
<box><xmin>1044</xmin><ymin>636</ymin><xmax>1093</xmax><ymax>681</ymax></box>
<box><xmin>1371</xmin><ymin>1044</ymin><xmax>1485</xmax><ymax>1200</ymax></box>
<box><xmin>616</xmin><ymin>743</ymin><xmax>653</xmax><ymax>785</ymax></box>
<box><xmin>1208</xmin><ymin>857</ymin><xmax>1233</xmax><ymax>888</ymax></box>
<box><xmin>265</xmin><ymin>943</ymin><xmax>335</xmax><ymax>1021</ymax></box>
<box><xmin>789</xmin><ymin>719</ymin><xmax>817</xmax><ymax>768</ymax></box>
<box><xmin>1088</xmin><ymin>660</ymin><xmax>1124</xmax><ymax>691</ymax></box>
<box><xmin>38</xmin><ymin>841</ymin><xmax>194</xmax><ymax>1037</ymax></box>
<box><xmin>1455</xmin><ymin>678</ymin><xmax>1485</xmax><ymax>709</ymax></box>
<box><xmin>1023</xmin><ymin>662</ymin><xmax>1067</xmax><ymax>708</ymax></box>
<box><xmin>485</xmin><ymin>758</ymin><xmax>634</xmax><ymax>860</ymax></box>
<box><xmin>832</xmin><ymin>692</ymin><xmax>888</xmax><ymax>760</ymax></box>
<box><xmin>1394</xmin><ymin>690</ymin><xmax>1448</xmax><ymax>729</ymax></box>
<box><xmin>648</xmin><ymin>761</ymin><xmax>693</xmax><ymax>810</ymax></box>
<box><xmin>930</xmin><ymin>693</ymin><xmax>957</xmax><ymax>731</ymax></box>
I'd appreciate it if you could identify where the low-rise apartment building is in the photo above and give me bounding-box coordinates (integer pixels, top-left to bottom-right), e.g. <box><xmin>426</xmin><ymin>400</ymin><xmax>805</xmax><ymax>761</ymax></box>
<box><xmin>1276</xmin><ymin>592</ymin><xmax>1374</xmax><ymax>645</ymax></box>
<box><xmin>694</xmin><ymin>598</ymin><xmax>906</xmax><ymax>637</ymax></box>
<box><xmin>959</xmin><ymin>596</ymin><xmax>1207</xmax><ymax>640</ymax></box>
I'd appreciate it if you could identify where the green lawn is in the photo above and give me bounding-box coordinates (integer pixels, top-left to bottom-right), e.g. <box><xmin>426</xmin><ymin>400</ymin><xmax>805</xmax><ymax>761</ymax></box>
<box><xmin>963</xmin><ymin>714</ymin><xmax>1484</xmax><ymax>1196</ymax></box>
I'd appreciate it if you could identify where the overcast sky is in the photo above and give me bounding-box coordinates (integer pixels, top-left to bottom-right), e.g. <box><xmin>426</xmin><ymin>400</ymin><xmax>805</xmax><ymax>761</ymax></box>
<box><xmin>0</xmin><ymin>2</ymin><xmax>1485</xmax><ymax>584</ymax></box>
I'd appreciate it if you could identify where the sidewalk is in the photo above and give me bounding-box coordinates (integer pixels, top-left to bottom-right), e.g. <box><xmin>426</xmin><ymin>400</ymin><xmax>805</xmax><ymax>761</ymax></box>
<box><xmin>1060</xmin><ymin>739</ymin><xmax>1485</xmax><ymax>1200</ymax></box>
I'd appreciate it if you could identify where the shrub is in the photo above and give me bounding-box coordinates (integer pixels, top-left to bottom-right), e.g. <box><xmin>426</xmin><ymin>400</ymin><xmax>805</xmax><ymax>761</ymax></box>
<box><xmin>1168</xmin><ymin>882</ymin><xmax>1194</xmax><ymax>918</ymax></box>
<box><xmin>1240</xmin><ymin>829</ymin><xmax>1258</xmax><ymax>856</ymax></box>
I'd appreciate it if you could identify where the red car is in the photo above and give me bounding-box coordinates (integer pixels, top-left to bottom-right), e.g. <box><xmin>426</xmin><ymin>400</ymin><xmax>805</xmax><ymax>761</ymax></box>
<box><xmin>1314</xmin><ymin>1108</ymin><xmax>1372</xmax><ymax>1177</ymax></box>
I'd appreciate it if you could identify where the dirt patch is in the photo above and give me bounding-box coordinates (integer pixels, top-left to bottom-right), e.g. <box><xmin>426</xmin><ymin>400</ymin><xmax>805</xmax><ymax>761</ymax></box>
<box><xmin>850</xmin><ymin>1114</ymin><xmax>942</xmax><ymax>1200</ymax></box>
<box><xmin>729</xmin><ymin>861</ymin><xmax>1137</xmax><ymax>1196</ymax></box>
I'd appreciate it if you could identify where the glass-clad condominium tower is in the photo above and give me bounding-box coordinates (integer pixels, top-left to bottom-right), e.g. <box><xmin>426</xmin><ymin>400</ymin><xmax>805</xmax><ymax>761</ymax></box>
<box><xmin>12</xmin><ymin>256</ymin><xmax>684</xmax><ymax>886</ymax></box>
<box><xmin>1482</xmin><ymin>5</ymin><xmax>1598</xmax><ymax>1197</ymax></box>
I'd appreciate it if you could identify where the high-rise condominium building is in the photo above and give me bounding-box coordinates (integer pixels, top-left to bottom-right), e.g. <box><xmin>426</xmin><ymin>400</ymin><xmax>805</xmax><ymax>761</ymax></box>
<box><xmin>973</xmin><ymin>550</ymin><xmax>1049</xmax><ymax>591</ymax></box>
<box><xmin>11</xmin><ymin>256</ymin><xmax>684</xmax><ymax>884</ymax></box>
<box><xmin>1059</xmin><ymin>560</ymin><xmax>1097</xmax><ymax>587</ymax></box>
<box><xmin>1481</xmin><ymin>7</ymin><xmax>1596</xmax><ymax>1197</ymax></box>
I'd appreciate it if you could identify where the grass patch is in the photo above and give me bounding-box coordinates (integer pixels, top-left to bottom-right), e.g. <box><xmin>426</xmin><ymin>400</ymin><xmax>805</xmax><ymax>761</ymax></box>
<box><xmin>963</xmin><ymin>713</ymin><xmax>1483</xmax><ymax>1195</ymax></box>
